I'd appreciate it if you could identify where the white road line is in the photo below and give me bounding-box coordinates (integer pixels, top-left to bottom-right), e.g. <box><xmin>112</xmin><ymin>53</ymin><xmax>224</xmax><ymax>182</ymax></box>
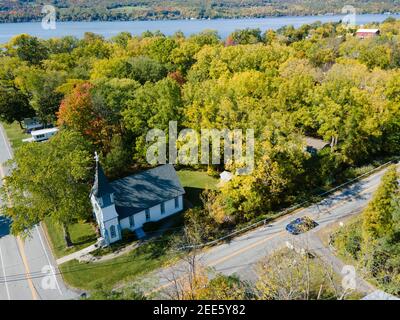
<box><xmin>0</xmin><ymin>125</ymin><xmax>12</xmax><ymax>159</ymax></box>
<box><xmin>0</xmin><ymin>244</ymin><xmax>11</xmax><ymax>300</ymax></box>
<box><xmin>0</xmin><ymin>126</ymin><xmax>12</xmax><ymax>300</ymax></box>
<box><xmin>35</xmin><ymin>225</ymin><xmax>62</xmax><ymax>295</ymax></box>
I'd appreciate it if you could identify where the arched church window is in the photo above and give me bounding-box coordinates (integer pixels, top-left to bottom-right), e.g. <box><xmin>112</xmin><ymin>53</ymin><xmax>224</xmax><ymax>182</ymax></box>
<box><xmin>110</xmin><ymin>225</ymin><xmax>116</xmax><ymax>238</ymax></box>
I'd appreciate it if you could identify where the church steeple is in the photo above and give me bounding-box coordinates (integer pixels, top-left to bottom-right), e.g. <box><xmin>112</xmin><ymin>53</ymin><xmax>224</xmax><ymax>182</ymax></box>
<box><xmin>92</xmin><ymin>152</ymin><xmax>114</xmax><ymax>199</ymax></box>
<box><xmin>90</xmin><ymin>152</ymin><xmax>121</xmax><ymax>245</ymax></box>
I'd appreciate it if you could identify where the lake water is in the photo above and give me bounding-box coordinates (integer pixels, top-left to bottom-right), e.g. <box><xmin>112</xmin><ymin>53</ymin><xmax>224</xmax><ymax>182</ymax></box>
<box><xmin>0</xmin><ymin>13</ymin><xmax>398</xmax><ymax>43</ymax></box>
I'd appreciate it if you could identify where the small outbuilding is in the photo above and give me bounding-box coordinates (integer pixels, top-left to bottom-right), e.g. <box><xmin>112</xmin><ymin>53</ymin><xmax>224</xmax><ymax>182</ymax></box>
<box><xmin>356</xmin><ymin>28</ymin><xmax>380</xmax><ymax>39</ymax></box>
<box><xmin>304</xmin><ymin>137</ymin><xmax>330</xmax><ymax>155</ymax></box>
<box><xmin>220</xmin><ymin>171</ymin><xmax>233</xmax><ymax>183</ymax></box>
<box><xmin>22</xmin><ymin>117</ymin><xmax>44</xmax><ymax>133</ymax></box>
<box><xmin>217</xmin><ymin>170</ymin><xmax>233</xmax><ymax>188</ymax></box>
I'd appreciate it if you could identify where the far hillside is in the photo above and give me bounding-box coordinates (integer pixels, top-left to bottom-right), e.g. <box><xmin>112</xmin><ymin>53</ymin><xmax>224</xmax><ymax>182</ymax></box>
<box><xmin>1</xmin><ymin>0</ymin><xmax>400</xmax><ymax>22</ymax></box>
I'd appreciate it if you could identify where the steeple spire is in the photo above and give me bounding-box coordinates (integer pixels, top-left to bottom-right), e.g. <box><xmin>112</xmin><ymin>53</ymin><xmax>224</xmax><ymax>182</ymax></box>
<box><xmin>92</xmin><ymin>152</ymin><xmax>114</xmax><ymax>198</ymax></box>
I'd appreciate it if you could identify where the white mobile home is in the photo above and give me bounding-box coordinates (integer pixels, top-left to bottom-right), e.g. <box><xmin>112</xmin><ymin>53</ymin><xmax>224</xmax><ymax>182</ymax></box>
<box><xmin>23</xmin><ymin>128</ymin><xmax>59</xmax><ymax>143</ymax></box>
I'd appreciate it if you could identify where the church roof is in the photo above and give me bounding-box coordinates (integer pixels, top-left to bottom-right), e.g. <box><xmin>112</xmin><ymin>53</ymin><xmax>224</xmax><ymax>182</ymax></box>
<box><xmin>92</xmin><ymin>162</ymin><xmax>114</xmax><ymax>198</ymax></box>
<box><xmin>110</xmin><ymin>164</ymin><xmax>185</xmax><ymax>219</ymax></box>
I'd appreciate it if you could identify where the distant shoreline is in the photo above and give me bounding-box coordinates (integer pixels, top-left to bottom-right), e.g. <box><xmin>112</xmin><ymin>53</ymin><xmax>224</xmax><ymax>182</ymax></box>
<box><xmin>1</xmin><ymin>11</ymin><xmax>399</xmax><ymax>25</ymax></box>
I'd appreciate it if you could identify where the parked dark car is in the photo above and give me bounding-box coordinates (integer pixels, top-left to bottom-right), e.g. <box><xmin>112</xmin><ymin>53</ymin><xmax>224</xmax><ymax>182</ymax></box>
<box><xmin>286</xmin><ymin>216</ymin><xmax>319</xmax><ymax>235</ymax></box>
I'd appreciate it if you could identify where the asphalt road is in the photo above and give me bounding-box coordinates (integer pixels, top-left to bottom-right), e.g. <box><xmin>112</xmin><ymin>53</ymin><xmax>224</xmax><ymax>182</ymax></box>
<box><xmin>0</xmin><ymin>124</ymin><xmax>78</xmax><ymax>300</ymax></box>
<box><xmin>152</xmin><ymin>162</ymin><xmax>398</xmax><ymax>297</ymax></box>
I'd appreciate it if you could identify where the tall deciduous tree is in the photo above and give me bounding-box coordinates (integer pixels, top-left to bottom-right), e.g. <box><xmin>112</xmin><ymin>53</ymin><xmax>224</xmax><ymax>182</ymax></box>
<box><xmin>0</xmin><ymin>57</ymin><xmax>35</xmax><ymax>127</ymax></box>
<box><xmin>0</xmin><ymin>86</ymin><xmax>34</xmax><ymax>128</ymax></box>
<box><xmin>5</xmin><ymin>34</ymin><xmax>49</xmax><ymax>65</ymax></box>
<box><xmin>15</xmin><ymin>67</ymin><xmax>66</xmax><ymax>124</ymax></box>
<box><xmin>362</xmin><ymin>165</ymin><xmax>399</xmax><ymax>243</ymax></box>
<box><xmin>122</xmin><ymin>78</ymin><xmax>183</xmax><ymax>159</ymax></box>
<box><xmin>57</xmin><ymin>82</ymin><xmax>109</xmax><ymax>148</ymax></box>
<box><xmin>1</xmin><ymin>130</ymin><xmax>93</xmax><ymax>246</ymax></box>
<box><xmin>229</xmin><ymin>28</ymin><xmax>262</xmax><ymax>45</ymax></box>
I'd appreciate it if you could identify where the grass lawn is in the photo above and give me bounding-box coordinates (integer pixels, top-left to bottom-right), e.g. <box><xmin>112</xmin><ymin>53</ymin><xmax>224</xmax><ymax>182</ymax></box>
<box><xmin>1</xmin><ymin>122</ymin><xmax>30</xmax><ymax>150</ymax></box>
<box><xmin>59</xmin><ymin>237</ymin><xmax>177</xmax><ymax>291</ymax></box>
<box><xmin>177</xmin><ymin>170</ymin><xmax>218</xmax><ymax>190</ymax></box>
<box><xmin>177</xmin><ymin>170</ymin><xmax>218</xmax><ymax>207</ymax></box>
<box><xmin>43</xmin><ymin>217</ymin><xmax>98</xmax><ymax>259</ymax></box>
<box><xmin>59</xmin><ymin>212</ymin><xmax>184</xmax><ymax>292</ymax></box>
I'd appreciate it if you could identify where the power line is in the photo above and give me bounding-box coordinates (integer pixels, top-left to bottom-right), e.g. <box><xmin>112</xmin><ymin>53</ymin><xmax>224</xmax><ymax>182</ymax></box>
<box><xmin>0</xmin><ymin>226</ymin><xmax>286</xmax><ymax>284</ymax></box>
<box><xmin>0</xmin><ymin>160</ymin><xmax>396</xmax><ymax>285</ymax></box>
<box><xmin>0</xmin><ymin>240</ymin><xmax>334</xmax><ymax>285</ymax></box>
<box><xmin>177</xmin><ymin>159</ymin><xmax>397</xmax><ymax>250</ymax></box>
<box><xmin>0</xmin><ymin>253</ymin><xmax>151</xmax><ymax>284</ymax></box>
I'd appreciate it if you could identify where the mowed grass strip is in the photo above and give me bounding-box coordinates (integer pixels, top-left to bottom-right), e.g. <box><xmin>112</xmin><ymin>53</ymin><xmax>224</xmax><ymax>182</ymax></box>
<box><xmin>59</xmin><ymin>238</ymin><xmax>174</xmax><ymax>291</ymax></box>
<box><xmin>1</xmin><ymin>122</ymin><xmax>30</xmax><ymax>150</ymax></box>
<box><xmin>177</xmin><ymin>170</ymin><xmax>218</xmax><ymax>207</ymax></box>
<box><xmin>177</xmin><ymin>170</ymin><xmax>218</xmax><ymax>190</ymax></box>
<box><xmin>44</xmin><ymin>217</ymin><xmax>97</xmax><ymax>259</ymax></box>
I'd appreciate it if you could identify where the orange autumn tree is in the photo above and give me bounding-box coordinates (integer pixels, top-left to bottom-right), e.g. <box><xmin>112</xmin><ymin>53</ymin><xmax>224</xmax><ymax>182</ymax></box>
<box><xmin>57</xmin><ymin>82</ymin><xmax>109</xmax><ymax>147</ymax></box>
<box><xmin>225</xmin><ymin>35</ymin><xmax>235</xmax><ymax>46</ymax></box>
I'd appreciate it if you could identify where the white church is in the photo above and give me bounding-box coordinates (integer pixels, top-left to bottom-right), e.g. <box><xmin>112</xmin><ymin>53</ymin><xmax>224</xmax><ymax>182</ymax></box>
<box><xmin>90</xmin><ymin>159</ymin><xmax>185</xmax><ymax>245</ymax></box>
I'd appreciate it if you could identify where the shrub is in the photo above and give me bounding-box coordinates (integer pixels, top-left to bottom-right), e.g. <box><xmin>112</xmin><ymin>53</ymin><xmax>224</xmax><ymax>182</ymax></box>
<box><xmin>142</xmin><ymin>221</ymin><xmax>161</xmax><ymax>233</ymax></box>
<box><xmin>121</xmin><ymin>228</ymin><xmax>137</xmax><ymax>241</ymax></box>
<box><xmin>333</xmin><ymin>220</ymin><xmax>362</xmax><ymax>260</ymax></box>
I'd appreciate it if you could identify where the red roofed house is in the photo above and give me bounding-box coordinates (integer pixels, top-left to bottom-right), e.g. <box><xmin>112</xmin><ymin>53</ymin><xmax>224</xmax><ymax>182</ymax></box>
<box><xmin>356</xmin><ymin>28</ymin><xmax>380</xmax><ymax>39</ymax></box>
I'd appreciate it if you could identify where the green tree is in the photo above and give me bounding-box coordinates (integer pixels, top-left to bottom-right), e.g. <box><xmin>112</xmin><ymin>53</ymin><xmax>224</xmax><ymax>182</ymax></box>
<box><xmin>127</xmin><ymin>56</ymin><xmax>168</xmax><ymax>84</ymax></box>
<box><xmin>101</xmin><ymin>135</ymin><xmax>131</xmax><ymax>178</ymax></box>
<box><xmin>362</xmin><ymin>165</ymin><xmax>399</xmax><ymax>243</ymax></box>
<box><xmin>144</xmin><ymin>37</ymin><xmax>178</xmax><ymax>65</ymax></box>
<box><xmin>0</xmin><ymin>86</ymin><xmax>34</xmax><ymax>127</ymax></box>
<box><xmin>75</xmin><ymin>32</ymin><xmax>111</xmax><ymax>59</ymax></box>
<box><xmin>188</xmin><ymin>30</ymin><xmax>220</xmax><ymax>46</ymax></box>
<box><xmin>334</xmin><ymin>167</ymin><xmax>400</xmax><ymax>294</ymax></box>
<box><xmin>15</xmin><ymin>67</ymin><xmax>66</xmax><ymax>123</ymax></box>
<box><xmin>1</xmin><ymin>130</ymin><xmax>93</xmax><ymax>246</ymax></box>
<box><xmin>212</xmin><ymin>115</ymin><xmax>308</xmax><ymax>223</ymax></box>
<box><xmin>5</xmin><ymin>34</ymin><xmax>49</xmax><ymax>65</ymax></box>
<box><xmin>45</xmin><ymin>36</ymin><xmax>79</xmax><ymax>54</ymax></box>
<box><xmin>122</xmin><ymin>78</ymin><xmax>183</xmax><ymax>159</ymax></box>
<box><xmin>91</xmin><ymin>77</ymin><xmax>140</xmax><ymax>127</ymax></box>
<box><xmin>0</xmin><ymin>56</ymin><xmax>35</xmax><ymax>127</ymax></box>
<box><xmin>170</xmin><ymin>41</ymin><xmax>201</xmax><ymax>74</ymax></box>
<box><xmin>92</xmin><ymin>56</ymin><xmax>167</xmax><ymax>84</ymax></box>
<box><xmin>111</xmin><ymin>32</ymin><xmax>133</xmax><ymax>48</ymax></box>
<box><xmin>229</xmin><ymin>28</ymin><xmax>262</xmax><ymax>45</ymax></box>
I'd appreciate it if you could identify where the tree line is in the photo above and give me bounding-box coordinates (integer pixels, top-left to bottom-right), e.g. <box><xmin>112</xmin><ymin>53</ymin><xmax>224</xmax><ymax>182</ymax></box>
<box><xmin>334</xmin><ymin>165</ymin><xmax>400</xmax><ymax>295</ymax></box>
